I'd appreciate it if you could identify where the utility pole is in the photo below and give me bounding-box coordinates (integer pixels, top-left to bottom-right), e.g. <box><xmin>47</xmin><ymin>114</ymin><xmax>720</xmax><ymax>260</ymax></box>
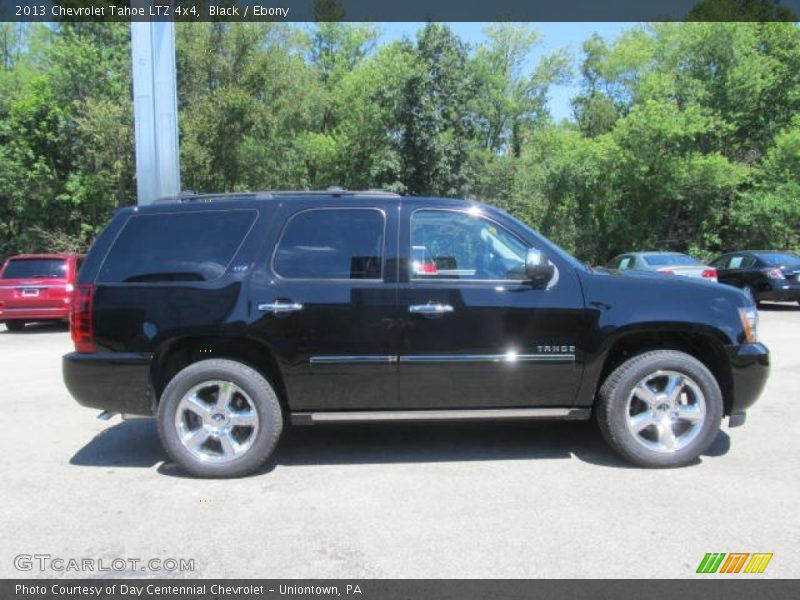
<box><xmin>131</xmin><ymin>4</ymin><xmax>180</xmax><ymax>205</ymax></box>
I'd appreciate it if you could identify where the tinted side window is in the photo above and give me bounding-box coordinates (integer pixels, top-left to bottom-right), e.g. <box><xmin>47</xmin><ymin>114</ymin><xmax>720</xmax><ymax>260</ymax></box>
<box><xmin>273</xmin><ymin>209</ymin><xmax>384</xmax><ymax>280</ymax></box>
<box><xmin>710</xmin><ymin>255</ymin><xmax>728</xmax><ymax>269</ymax></box>
<box><xmin>98</xmin><ymin>210</ymin><xmax>256</xmax><ymax>283</ymax></box>
<box><xmin>727</xmin><ymin>255</ymin><xmax>746</xmax><ymax>269</ymax></box>
<box><xmin>410</xmin><ymin>209</ymin><xmax>527</xmax><ymax>280</ymax></box>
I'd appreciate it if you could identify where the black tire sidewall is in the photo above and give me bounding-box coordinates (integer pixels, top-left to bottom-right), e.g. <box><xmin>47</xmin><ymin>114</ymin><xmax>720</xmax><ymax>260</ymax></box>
<box><xmin>157</xmin><ymin>359</ymin><xmax>283</xmax><ymax>478</ymax></box>
<box><xmin>5</xmin><ymin>320</ymin><xmax>26</xmax><ymax>332</ymax></box>
<box><xmin>598</xmin><ymin>351</ymin><xmax>723</xmax><ymax>468</ymax></box>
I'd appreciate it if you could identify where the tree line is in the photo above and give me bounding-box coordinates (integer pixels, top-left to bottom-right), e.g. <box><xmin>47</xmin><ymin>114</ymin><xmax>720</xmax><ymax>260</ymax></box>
<box><xmin>1</xmin><ymin>21</ymin><xmax>798</xmax><ymax>264</ymax></box>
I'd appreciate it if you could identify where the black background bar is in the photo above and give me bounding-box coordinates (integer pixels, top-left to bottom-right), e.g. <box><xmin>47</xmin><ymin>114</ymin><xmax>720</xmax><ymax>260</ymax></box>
<box><xmin>1</xmin><ymin>0</ymin><xmax>800</xmax><ymax>23</ymax></box>
<box><xmin>3</xmin><ymin>579</ymin><xmax>800</xmax><ymax>600</ymax></box>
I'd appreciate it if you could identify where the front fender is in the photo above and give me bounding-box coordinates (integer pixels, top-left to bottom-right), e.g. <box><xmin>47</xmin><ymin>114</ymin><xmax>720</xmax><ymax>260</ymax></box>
<box><xmin>574</xmin><ymin>269</ymin><xmax>749</xmax><ymax>409</ymax></box>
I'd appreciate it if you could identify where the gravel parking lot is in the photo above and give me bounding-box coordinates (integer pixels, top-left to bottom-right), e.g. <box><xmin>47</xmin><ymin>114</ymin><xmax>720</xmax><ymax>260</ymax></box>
<box><xmin>2</xmin><ymin>307</ymin><xmax>799</xmax><ymax>579</ymax></box>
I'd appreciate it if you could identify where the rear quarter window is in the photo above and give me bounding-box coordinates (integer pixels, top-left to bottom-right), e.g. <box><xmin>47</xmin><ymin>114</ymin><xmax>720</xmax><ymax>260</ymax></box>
<box><xmin>97</xmin><ymin>210</ymin><xmax>257</xmax><ymax>283</ymax></box>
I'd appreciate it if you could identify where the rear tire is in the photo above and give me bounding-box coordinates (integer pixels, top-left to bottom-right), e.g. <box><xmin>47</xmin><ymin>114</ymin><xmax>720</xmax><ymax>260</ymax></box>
<box><xmin>596</xmin><ymin>350</ymin><xmax>723</xmax><ymax>468</ymax></box>
<box><xmin>157</xmin><ymin>359</ymin><xmax>283</xmax><ymax>478</ymax></box>
<box><xmin>4</xmin><ymin>320</ymin><xmax>26</xmax><ymax>332</ymax></box>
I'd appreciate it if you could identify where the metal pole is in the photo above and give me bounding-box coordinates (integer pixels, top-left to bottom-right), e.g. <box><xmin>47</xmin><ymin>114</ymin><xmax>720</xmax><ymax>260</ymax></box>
<box><xmin>131</xmin><ymin>6</ymin><xmax>180</xmax><ymax>205</ymax></box>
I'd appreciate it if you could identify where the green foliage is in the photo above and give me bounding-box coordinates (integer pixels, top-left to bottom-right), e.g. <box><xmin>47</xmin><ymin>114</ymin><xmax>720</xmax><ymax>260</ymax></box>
<box><xmin>1</xmin><ymin>21</ymin><xmax>799</xmax><ymax>264</ymax></box>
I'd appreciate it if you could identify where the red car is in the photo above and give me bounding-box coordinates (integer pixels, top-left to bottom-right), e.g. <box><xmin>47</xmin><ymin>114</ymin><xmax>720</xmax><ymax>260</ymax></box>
<box><xmin>0</xmin><ymin>253</ymin><xmax>84</xmax><ymax>332</ymax></box>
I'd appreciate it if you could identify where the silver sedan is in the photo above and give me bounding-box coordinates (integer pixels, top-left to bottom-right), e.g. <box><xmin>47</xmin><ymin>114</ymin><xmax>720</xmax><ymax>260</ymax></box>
<box><xmin>605</xmin><ymin>252</ymin><xmax>718</xmax><ymax>281</ymax></box>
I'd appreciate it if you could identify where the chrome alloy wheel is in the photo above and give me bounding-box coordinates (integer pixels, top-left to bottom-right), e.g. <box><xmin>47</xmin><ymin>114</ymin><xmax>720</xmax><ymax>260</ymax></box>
<box><xmin>625</xmin><ymin>370</ymin><xmax>706</xmax><ymax>453</ymax></box>
<box><xmin>174</xmin><ymin>380</ymin><xmax>259</xmax><ymax>463</ymax></box>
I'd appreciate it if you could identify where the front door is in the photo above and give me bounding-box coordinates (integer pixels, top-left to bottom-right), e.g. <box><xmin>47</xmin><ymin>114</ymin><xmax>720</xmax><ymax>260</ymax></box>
<box><xmin>397</xmin><ymin>206</ymin><xmax>586</xmax><ymax>408</ymax></box>
<box><xmin>249</xmin><ymin>203</ymin><xmax>400</xmax><ymax>411</ymax></box>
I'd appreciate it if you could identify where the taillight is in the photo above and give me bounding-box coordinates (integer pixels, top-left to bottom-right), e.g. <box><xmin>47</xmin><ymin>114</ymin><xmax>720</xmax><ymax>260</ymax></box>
<box><xmin>70</xmin><ymin>283</ymin><xmax>95</xmax><ymax>353</ymax></box>
<box><xmin>657</xmin><ymin>268</ymin><xmax>675</xmax><ymax>275</ymax></box>
<box><xmin>765</xmin><ymin>268</ymin><xmax>785</xmax><ymax>279</ymax></box>
<box><xmin>702</xmin><ymin>269</ymin><xmax>717</xmax><ymax>280</ymax></box>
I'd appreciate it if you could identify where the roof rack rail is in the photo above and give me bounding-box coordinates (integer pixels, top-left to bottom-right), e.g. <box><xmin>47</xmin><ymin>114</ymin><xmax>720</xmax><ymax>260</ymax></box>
<box><xmin>270</xmin><ymin>188</ymin><xmax>400</xmax><ymax>198</ymax></box>
<box><xmin>154</xmin><ymin>188</ymin><xmax>401</xmax><ymax>203</ymax></box>
<box><xmin>154</xmin><ymin>190</ymin><xmax>272</xmax><ymax>204</ymax></box>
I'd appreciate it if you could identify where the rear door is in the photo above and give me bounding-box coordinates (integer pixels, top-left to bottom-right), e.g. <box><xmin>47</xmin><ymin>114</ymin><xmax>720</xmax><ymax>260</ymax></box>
<box><xmin>718</xmin><ymin>254</ymin><xmax>751</xmax><ymax>288</ymax></box>
<box><xmin>396</xmin><ymin>205</ymin><xmax>586</xmax><ymax>409</ymax></box>
<box><xmin>736</xmin><ymin>254</ymin><xmax>762</xmax><ymax>289</ymax></box>
<box><xmin>711</xmin><ymin>254</ymin><xmax>733</xmax><ymax>284</ymax></box>
<box><xmin>248</xmin><ymin>201</ymin><xmax>400</xmax><ymax>411</ymax></box>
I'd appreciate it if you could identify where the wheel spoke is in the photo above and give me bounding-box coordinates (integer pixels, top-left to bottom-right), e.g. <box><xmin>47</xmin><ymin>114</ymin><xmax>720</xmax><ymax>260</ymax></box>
<box><xmin>218</xmin><ymin>431</ymin><xmax>238</xmax><ymax>458</ymax></box>
<box><xmin>633</xmin><ymin>383</ymin><xmax>659</xmax><ymax>407</ymax></box>
<box><xmin>676</xmin><ymin>405</ymin><xmax>703</xmax><ymax>422</ymax></box>
<box><xmin>228</xmin><ymin>409</ymin><xmax>257</xmax><ymax>428</ymax></box>
<box><xmin>629</xmin><ymin>412</ymin><xmax>655</xmax><ymax>433</ymax></box>
<box><xmin>175</xmin><ymin>379</ymin><xmax>260</xmax><ymax>464</ymax></box>
<box><xmin>184</xmin><ymin>394</ymin><xmax>212</xmax><ymax>418</ymax></box>
<box><xmin>664</xmin><ymin>374</ymin><xmax>684</xmax><ymax>405</ymax></box>
<box><xmin>656</xmin><ymin>420</ymin><xmax>678</xmax><ymax>450</ymax></box>
<box><xmin>216</xmin><ymin>382</ymin><xmax>234</xmax><ymax>410</ymax></box>
<box><xmin>182</xmin><ymin>428</ymin><xmax>209</xmax><ymax>450</ymax></box>
<box><xmin>626</xmin><ymin>369</ymin><xmax>707</xmax><ymax>455</ymax></box>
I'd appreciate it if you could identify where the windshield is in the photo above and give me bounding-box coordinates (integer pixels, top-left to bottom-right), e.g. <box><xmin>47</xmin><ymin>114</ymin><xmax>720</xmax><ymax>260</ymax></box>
<box><xmin>755</xmin><ymin>253</ymin><xmax>800</xmax><ymax>266</ymax></box>
<box><xmin>643</xmin><ymin>254</ymin><xmax>701</xmax><ymax>266</ymax></box>
<box><xmin>2</xmin><ymin>258</ymin><xmax>67</xmax><ymax>279</ymax></box>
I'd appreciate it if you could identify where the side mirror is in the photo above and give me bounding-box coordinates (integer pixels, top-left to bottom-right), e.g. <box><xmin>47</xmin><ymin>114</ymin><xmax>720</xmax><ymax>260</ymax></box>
<box><xmin>525</xmin><ymin>248</ymin><xmax>555</xmax><ymax>284</ymax></box>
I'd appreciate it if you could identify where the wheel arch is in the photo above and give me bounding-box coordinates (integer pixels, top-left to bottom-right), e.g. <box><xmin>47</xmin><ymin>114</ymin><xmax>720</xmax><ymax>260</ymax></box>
<box><xmin>150</xmin><ymin>335</ymin><xmax>288</xmax><ymax>413</ymax></box>
<box><xmin>584</xmin><ymin>325</ymin><xmax>734</xmax><ymax>416</ymax></box>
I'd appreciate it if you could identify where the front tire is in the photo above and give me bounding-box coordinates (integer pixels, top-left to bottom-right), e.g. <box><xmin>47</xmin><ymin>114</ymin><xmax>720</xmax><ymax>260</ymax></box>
<box><xmin>4</xmin><ymin>320</ymin><xmax>26</xmax><ymax>332</ymax></box>
<box><xmin>596</xmin><ymin>350</ymin><xmax>722</xmax><ymax>468</ymax></box>
<box><xmin>157</xmin><ymin>359</ymin><xmax>283</xmax><ymax>478</ymax></box>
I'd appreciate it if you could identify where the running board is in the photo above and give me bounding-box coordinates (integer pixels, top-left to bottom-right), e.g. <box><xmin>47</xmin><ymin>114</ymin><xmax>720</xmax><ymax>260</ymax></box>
<box><xmin>291</xmin><ymin>407</ymin><xmax>590</xmax><ymax>425</ymax></box>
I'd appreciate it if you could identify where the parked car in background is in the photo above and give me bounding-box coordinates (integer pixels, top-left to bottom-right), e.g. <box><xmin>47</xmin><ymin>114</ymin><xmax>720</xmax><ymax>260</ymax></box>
<box><xmin>711</xmin><ymin>251</ymin><xmax>800</xmax><ymax>305</ymax></box>
<box><xmin>0</xmin><ymin>253</ymin><xmax>84</xmax><ymax>332</ymax></box>
<box><xmin>604</xmin><ymin>252</ymin><xmax>718</xmax><ymax>281</ymax></box>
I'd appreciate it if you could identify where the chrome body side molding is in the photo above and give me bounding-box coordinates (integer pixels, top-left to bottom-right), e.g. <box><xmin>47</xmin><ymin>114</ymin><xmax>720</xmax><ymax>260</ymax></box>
<box><xmin>309</xmin><ymin>355</ymin><xmax>397</xmax><ymax>364</ymax></box>
<box><xmin>309</xmin><ymin>353</ymin><xmax>576</xmax><ymax>365</ymax></box>
<box><xmin>291</xmin><ymin>407</ymin><xmax>590</xmax><ymax>425</ymax></box>
<box><xmin>398</xmin><ymin>353</ymin><xmax>575</xmax><ymax>363</ymax></box>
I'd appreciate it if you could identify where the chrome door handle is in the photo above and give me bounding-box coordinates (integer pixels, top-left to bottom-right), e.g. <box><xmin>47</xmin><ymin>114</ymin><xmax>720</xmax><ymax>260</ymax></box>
<box><xmin>258</xmin><ymin>301</ymin><xmax>303</xmax><ymax>314</ymax></box>
<box><xmin>408</xmin><ymin>303</ymin><xmax>454</xmax><ymax>317</ymax></box>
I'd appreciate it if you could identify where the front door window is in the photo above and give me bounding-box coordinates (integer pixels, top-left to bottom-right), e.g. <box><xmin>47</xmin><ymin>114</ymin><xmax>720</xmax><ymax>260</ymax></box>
<box><xmin>410</xmin><ymin>209</ymin><xmax>528</xmax><ymax>281</ymax></box>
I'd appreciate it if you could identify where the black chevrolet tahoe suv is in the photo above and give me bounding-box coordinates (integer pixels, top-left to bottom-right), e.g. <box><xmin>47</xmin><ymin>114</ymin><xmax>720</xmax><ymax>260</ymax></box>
<box><xmin>63</xmin><ymin>190</ymin><xmax>769</xmax><ymax>477</ymax></box>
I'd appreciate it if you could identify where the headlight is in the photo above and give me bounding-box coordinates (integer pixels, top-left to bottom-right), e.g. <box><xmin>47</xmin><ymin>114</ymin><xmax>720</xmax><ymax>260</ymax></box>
<box><xmin>739</xmin><ymin>307</ymin><xmax>758</xmax><ymax>343</ymax></box>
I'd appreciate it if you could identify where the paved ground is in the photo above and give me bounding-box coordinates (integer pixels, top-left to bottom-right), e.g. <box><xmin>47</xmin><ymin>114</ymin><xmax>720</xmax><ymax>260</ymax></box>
<box><xmin>1</xmin><ymin>306</ymin><xmax>799</xmax><ymax>579</ymax></box>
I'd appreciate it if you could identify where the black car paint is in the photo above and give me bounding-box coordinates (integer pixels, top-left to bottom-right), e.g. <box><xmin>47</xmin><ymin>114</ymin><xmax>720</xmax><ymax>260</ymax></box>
<box><xmin>713</xmin><ymin>251</ymin><xmax>800</xmax><ymax>302</ymax></box>
<box><xmin>63</xmin><ymin>194</ymin><xmax>769</xmax><ymax>421</ymax></box>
